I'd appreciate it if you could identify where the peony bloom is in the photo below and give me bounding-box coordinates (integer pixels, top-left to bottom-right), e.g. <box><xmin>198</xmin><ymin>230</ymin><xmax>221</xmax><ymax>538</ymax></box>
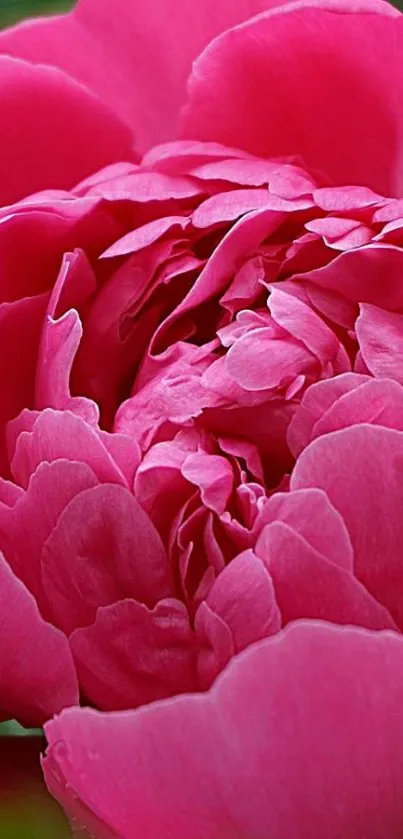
<box><xmin>0</xmin><ymin>0</ymin><xmax>402</xmax><ymax>834</ymax></box>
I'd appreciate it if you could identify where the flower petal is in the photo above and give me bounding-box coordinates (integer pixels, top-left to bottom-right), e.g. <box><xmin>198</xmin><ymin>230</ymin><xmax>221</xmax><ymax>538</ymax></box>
<box><xmin>291</xmin><ymin>424</ymin><xmax>403</xmax><ymax>628</ymax></box>
<box><xmin>181</xmin><ymin>5</ymin><xmax>403</xmax><ymax>195</ymax></box>
<box><xmin>0</xmin><ymin>552</ymin><xmax>78</xmax><ymax>726</ymax></box>
<box><xmin>44</xmin><ymin>622</ymin><xmax>403</xmax><ymax>839</ymax></box>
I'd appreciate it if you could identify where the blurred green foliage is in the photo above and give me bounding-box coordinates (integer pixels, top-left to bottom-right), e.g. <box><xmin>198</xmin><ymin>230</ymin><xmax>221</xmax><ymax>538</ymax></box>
<box><xmin>0</xmin><ymin>0</ymin><xmax>73</xmax><ymax>28</ymax></box>
<box><xmin>0</xmin><ymin>734</ymin><xmax>72</xmax><ymax>838</ymax></box>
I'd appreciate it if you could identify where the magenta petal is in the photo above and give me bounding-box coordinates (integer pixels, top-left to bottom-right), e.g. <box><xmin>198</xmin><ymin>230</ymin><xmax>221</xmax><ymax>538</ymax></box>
<box><xmin>0</xmin><ymin>56</ymin><xmax>134</xmax><ymax>204</ymax></box>
<box><xmin>287</xmin><ymin>373</ymin><xmax>371</xmax><ymax>456</ymax></box>
<box><xmin>181</xmin><ymin>6</ymin><xmax>403</xmax><ymax>195</ymax></box>
<box><xmin>291</xmin><ymin>425</ymin><xmax>403</xmax><ymax>628</ymax></box>
<box><xmin>194</xmin><ymin>600</ymin><xmax>234</xmax><ymax>690</ymax></box>
<box><xmin>206</xmin><ymin>550</ymin><xmax>281</xmax><ymax>650</ymax></box>
<box><xmin>356</xmin><ymin>303</ymin><xmax>403</xmax><ymax>384</ymax></box>
<box><xmin>70</xmin><ymin>599</ymin><xmax>197</xmax><ymax>710</ymax></box>
<box><xmin>261</xmin><ymin>487</ymin><xmax>354</xmax><ymax>571</ymax></box>
<box><xmin>41</xmin><ymin>484</ymin><xmax>171</xmax><ymax>634</ymax></box>
<box><xmin>227</xmin><ymin>326</ymin><xmax>312</xmax><ymax>391</ymax></box>
<box><xmin>0</xmin><ymin>0</ymin><xmax>282</xmax><ymax>152</ymax></box>
<box><xmin>44</xmin><ymin>623</ymin><xmax>403</xmax><ymax>839</ymax></box>
<box><xmin>0</xmin><ymin>551</ymin><xmax>78</xmax><ymax>725</ymax></box>
<box><xmin>258</xmin><ymin>521</ymin><xmax>397</xmax><ymax>630</ymax></box>
<box><xmin>10</xmin><ymin>410</ymin><xmax>128</xmax><ymax>490</ymax></box>
<box><xmin>181</xmin><ymin>452</ymin><xmax>233</xmax><ymax>515</ymax></box>
<box><xmin>0</xmin><ymin>459</ymin><xmax>98</xmax><ymax>612</ymax></box>
<box><xmin>310</xmin><ymin>377</ymin><xmax>403</xmax><ymax>443</ymax></box>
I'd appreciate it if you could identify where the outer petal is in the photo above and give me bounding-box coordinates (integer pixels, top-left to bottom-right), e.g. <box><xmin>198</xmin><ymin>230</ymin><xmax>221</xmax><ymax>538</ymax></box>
<box><xmin>0</xmin><ymin>0</ymin><xmax>288</xmax><ymax>152</ymax></box>
<box><xmin>0</xmin><ymin>56</ymin><xmax>134</xmax><ymax>204</ymax></box>
<box><xmin>0</xmin><ymin>552</ymin><xmax>78</xmax><ymax>726</ymax></box>
<box><xmin>181</xmin><ymin>5</ymin><xmax>403</xmax><ymax>195</ymax></box>
<box><xmin>44</xmin><ymin>622</ymin><xmax>403</xmax><ymax>839</ymax></box>
<box><xmin>291</xmin><ymin>425</ymin><xmax>403</xmax><ymax>628</ymax></box>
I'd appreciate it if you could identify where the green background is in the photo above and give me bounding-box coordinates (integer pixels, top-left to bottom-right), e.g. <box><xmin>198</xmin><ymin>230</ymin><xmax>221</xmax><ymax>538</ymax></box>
<box><xmin>0</xmin><ymin>0</ymin><xmax>402</xmax><ymax>833</ymax></box>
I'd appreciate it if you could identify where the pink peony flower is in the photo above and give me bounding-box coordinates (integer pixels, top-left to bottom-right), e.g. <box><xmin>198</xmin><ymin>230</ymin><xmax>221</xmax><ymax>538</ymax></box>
<box><xmin>0</xmin><ymin>0</ymin><xmax>402</xmax><ymax>833</ymax></box>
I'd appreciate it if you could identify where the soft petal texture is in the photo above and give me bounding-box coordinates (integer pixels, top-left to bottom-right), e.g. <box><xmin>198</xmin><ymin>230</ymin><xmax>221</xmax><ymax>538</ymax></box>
<box><xmin>0</xmin><ymin>551</ymin><xmax>78</xmax><ymax>726</ymax></box>
<box><xmin>41</xmin><ymin>484</ymin><xmax>171</xmax><ymax>634</ymax></box>
<box><xmin>356</xmin><ymin>304</ymin><xmax>403</xmax><ymax>383</ymax></box>
<box><xmin>44</xmin><ymin>622</ymin><xmax>403</xmax><ymax>839</ymax></box>
<box><xmin>0</xmin><ymin>0</ymin><xmax>287</xmax><ymax>152</ymax></box>
<box><xmin>181</xmin><ymin>5</ymin><xmax>403</xmax><ymax>195</ymax></box>
<box><xmin>70</xmin><ymin>599</ymin><xmax>197</xmax><ymax>710</ymax></box>
<box><xmin>205</xmin><ymin>550</ymin><xmax>281</xmax><ymax>649</ymax></box>
<box><xmin>0</xmin><ymin>56</ymin><xmax>134</xmax><ymax>204</ymax></box>
<box><xmin>260</xmin><ymin>488</ymin><xmax>354</xmax><ymax>571</ymax></box>
<box><xmin>10</xmin><ymin>410</ymin><xmax>128</xmax><ymax>490</ymax></box>
<box><xmin>256</xmin><ymin>522</ymin><xmax>397</xmax><ymax>630</ymax></box>
<box><xmin>0</xmin><ymin>459</ymin><xmax>98</xmax><ymax>611</ymax></box>
<box><xmin>291</xmin><ymin>425</ymin><xmax>403</xmax><ymax>628</ymax></box>
<box><xmin>0</xmin><ymin>293</ymin><xmax>47</xmax><ymax>473</ymax></box>
<box><xmin>287</xmin><ymin>374</ymin><xmax>403</xmax><ymax>455</ymax></box>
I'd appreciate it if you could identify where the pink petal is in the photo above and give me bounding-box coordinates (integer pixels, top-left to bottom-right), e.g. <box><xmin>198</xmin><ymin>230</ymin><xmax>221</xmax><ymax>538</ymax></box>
<box><xmin>206</xmin><ymin>550</ymin><xmax>281</xmax><ymax>650</ymax></box>
<box><xmin>181</xmin><ymin>453</ymin><xmax>234</xmax><ymax>515</ymax></box>
<box><xmin>298</xmin><ymin>244</ymin><xmax>403</xmax><ymax>309</ymax></box>
<box><xmin>153</xmin><ymin>208</ymin><xmax>285</xmax><ymax>354</ymax></box>
<box><xmin>181</xmin><ymin>6</ymin><xmax>403</xmax><ymax>195</ymax></box>
<box><xmin>0</xmin><ymin>0</ymin><xmax>284</xmax><ymax>152</ymax></box>
<box><xmin>0</xmin><ymin>293</ymin><xmax>48</xmax><ymax>474</ymax></box>
<box><xmin>226</xmin><ymin>327</ymin><xmax>314</xmax><ymax>391</ymax></box>
<box><xmin>192</xmin><ymin>188</ymin><xmax>273</xmax><ymax>227</ymax></box>
<box><xmin>310</xmin><ymin>377</ymin><xmax>403</xmax><ymax>444</ymax></box>
<box><xmin>101</xmin><ymin>217</ymin><xmax>190</xmax><ymax>259</ymax></box>
<box><xmin>259</xmin><ymin>487</ymin><xmax>354</xmax><ymax>571</ymax></box>
<box><xmin>194</xmin><ymin>600</ymin><xmax>234</xmax><ymax>690</ymax></box>
<box><xmin>0</xmin><ymin>197</ymin><xmax>99</xmax><ymax>303</ymax></box>
<box><xmin>287</xmin><ymin>373</ymin><xmax>369</xmax><ymax>455</ymax></box>
<box><xmin>291</xmin><ymin>424</ymin><xmax>403</xmax><ymax>628</ymax></box>
<box><xmin>0</xmin><ymin>56</ymin><xmax>133</xmax><ymax>204</ymax></box>
<box><xmin>0</xmin><ymin>460</ymin><xmax>98</xmax><ymax>613</ymax></box>
<box><xmin>36</xmin><ymin>250</ymin><xmax>99</xmax><ymax>425</ymax></box>
<box><xmin>70</xmin><ymin>599</ymin><xmax>197</xmax><ymax>710</ymax></box>
<box><xmin>44</xmin><ymin>622</ymin><xmax>403</xmax><ymax>839</ymax></box>
<box><xmin>258</xmin><ymin>521</ymin><xmax>396</xmax><ymax>630</ymax></box>
<box><xmin>356</xmin><ymin>303</ymin><xmax>403</xmax><ymax>384</ymax></box>
<box><xmin>41</xmin><ymin>484</ymin><xmax>171</xmax><ymax>634</ymax></box>
<box><xmin>0</xmin><ymin>551</ymin><xmax>78</xmax><ymax>726</ymax></box>
<box><xmin>268</xmin><ymin>286</ymin><xmax>349</xmax><ymax>371</ymax></box>
<box><xmin>10</xmin><ymin>410</ymin><xmax>128</xmax><ymax>490</ymax></box>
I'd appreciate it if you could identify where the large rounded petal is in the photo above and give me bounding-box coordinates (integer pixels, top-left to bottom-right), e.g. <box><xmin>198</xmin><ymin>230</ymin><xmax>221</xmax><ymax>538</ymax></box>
<box><xmin>0</xmin><ymin>56</ymin><xmax>134</xmax><ymax>204</ymax></box>
<box><xmin>41</xmin><ymin>484</ymin><xmax>171</xmax><ymax>634</ymax></box>
<box><xmin>181</xmin><ymin>5</ymin><xmax>403</xmax><ymax>195</ymax></box>
<box><xmin>291</xmin><ymin>424</ymin><xmax>403</xmax><ymax>627</ymax></box>
<box><xmin>0</xmin><ymin>0</ymin><xmax>291</xmax><ymax>152</ymax></box>
<box><xmin>0</xmin><ymin>552</ymin><xmax>78</xmax><ymax>726</ymax></box>
<box><xmin>44</xmin><ymin>622</ymin><xmax>403</xmax><ymax>839</ymax></box>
